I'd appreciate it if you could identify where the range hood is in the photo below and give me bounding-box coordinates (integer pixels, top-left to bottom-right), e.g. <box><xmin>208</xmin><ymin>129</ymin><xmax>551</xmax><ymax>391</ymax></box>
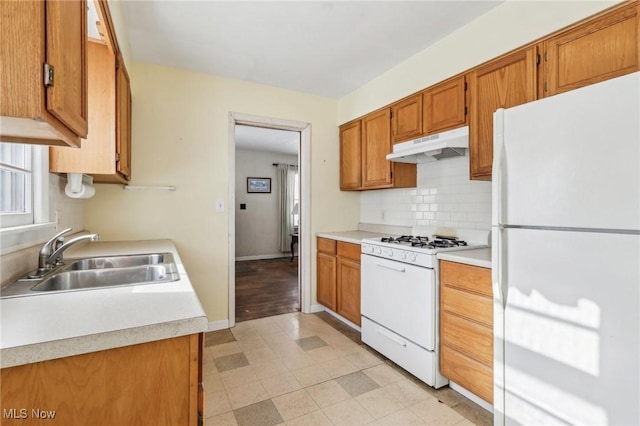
<box><xmin>386</xmin><ymin>126</ymin><xmax>469</xmax><ymax>163</ymax></box>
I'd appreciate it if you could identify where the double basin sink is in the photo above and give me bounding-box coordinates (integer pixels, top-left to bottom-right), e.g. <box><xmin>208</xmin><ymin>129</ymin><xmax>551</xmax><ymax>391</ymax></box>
<box><xmin>0</xmin><ymin>253</ymin><xmax>179</xmax><ymax>298</ymax></box>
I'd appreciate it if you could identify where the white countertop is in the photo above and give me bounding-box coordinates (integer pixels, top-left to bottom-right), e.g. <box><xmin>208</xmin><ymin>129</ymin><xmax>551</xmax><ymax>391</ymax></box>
<box><xmin>316</xmin><ymin>230</ymin><xmax>390</xmax><ymax>245</ymax></box>
<box><xmin>437</xmin><ymin>248</ymin><xmax>492</xmax><ymax>269</ymax></box>
<box><xmin>0</xmin><ymin>239</ymin><xmax>208</xmax><ymax>368</ymax></box>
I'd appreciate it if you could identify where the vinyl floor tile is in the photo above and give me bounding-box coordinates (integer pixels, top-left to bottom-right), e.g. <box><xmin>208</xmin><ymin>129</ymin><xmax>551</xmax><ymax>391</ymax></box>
<box><xmin>204</xmin><ymin>312</ymin><xmax>492</xmax><ymax>426</ymax></box>
<box><xmin>335</xmin><ymin>371</ymin><xmax>381</xmax><ymax>397</ymax></box>
<box><xmin>233</xmin><ymin>399</ymin><xmax>284</xmax><ymax>426</ymax></box>
<box><xmin>295</xmin><ymin>335</ymin><xmax>328</xmax><ymax>351</ymax></box>
<box><xmin>215</xmin><ymin>352</ymin><xmax>250</xmax><ymax>373</ymax></box>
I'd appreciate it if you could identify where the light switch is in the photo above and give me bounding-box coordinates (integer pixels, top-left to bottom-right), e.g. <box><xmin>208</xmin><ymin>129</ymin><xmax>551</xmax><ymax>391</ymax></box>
<box><xmin>216</xmin><ymin>199</ymin><xmax>225</xmax><ymax>212</ymax></box>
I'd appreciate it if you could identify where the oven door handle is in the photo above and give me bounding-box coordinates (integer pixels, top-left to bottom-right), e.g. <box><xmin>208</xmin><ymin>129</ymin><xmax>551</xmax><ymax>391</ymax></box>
<box><xmin>375</xmin><ymin>263</ymin><xmax>406</xmax><ymax>273</ymax></box>
<box><xmin>376</xmin><ymin>327</ymin><xmax>407</xmax><ymax>347</ymax></box>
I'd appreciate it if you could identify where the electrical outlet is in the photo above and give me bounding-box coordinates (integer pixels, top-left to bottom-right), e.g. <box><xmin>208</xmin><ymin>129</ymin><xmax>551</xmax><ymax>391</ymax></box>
<box><xmin>215</xmin><ymin>199</ymin><xmax>225</xmax><ymax>212</ymax></box>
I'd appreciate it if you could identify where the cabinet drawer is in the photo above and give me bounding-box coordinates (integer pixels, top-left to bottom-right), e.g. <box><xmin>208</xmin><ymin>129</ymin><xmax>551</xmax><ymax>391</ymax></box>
<box><xmin>317</xmin><ymin>237</ymin><xmax>337</xmax><ymax>255</ymax></box>
<box><xmin>337</xmin><ymin>241</ymin><xmax>360</xmax><ymax>262</ymax></box>
<box><xmin>441</xmin><ymin>312</ymin><xmax>493</xmax><ymax>366</ymax></box>
<box><xmin>441</xmin><ymin>345</ymin><xmax>493</xmax><ymax>404</ymax></box>
<box><xmin>441</xmin><ymin>285</ymin><xmax>492</xmax><ymax>327</ymax></box>
<box><xmin>441</xmin><ymin>261</ymin><xmax>492</xmax><ymax>296</ymax></box>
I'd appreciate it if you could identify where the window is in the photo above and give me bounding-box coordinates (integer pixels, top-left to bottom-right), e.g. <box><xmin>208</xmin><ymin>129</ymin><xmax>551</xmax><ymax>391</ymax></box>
<box><xmin>293</xmin><ymin>170</ymin><xmax>300</xmax><ymax>228</ymax></box>
<box><xmin>0</xmin><ymin>142</ymin><xmax>48</xmax><ymax>229</ymax></box>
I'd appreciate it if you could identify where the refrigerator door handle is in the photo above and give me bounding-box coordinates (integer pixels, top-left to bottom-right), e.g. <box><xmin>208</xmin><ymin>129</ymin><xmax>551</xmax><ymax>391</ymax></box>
<box><xmin>492</xmin><ymin>227</ymin><xmax>508</xmax><ymax>309</ymax></box>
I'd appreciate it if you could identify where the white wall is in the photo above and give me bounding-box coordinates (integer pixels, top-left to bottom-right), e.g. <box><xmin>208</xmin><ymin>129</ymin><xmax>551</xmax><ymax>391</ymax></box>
<box><xmin>235</xmin><ymin>149</ymin><xmax>298</xmax><ymax>259</ymax></box>
<box><xmin>84</xmin><ymin>62</ymin><xmax>359</xmax><ymax>324</ymax></box>
<box><xmin>339</xmin><ymin>1</ymin><xmax>618</xmax><ymax>123</ymax></box>
<box><xmin>361</xmin><ymin>156</ymin><xmax>491</xmax><ymax>230</ymax></box>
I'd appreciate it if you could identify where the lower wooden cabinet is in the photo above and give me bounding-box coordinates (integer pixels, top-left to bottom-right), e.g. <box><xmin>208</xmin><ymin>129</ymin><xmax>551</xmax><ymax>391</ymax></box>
<box><xmin>0</xmin><ymin>334</ymin><xmax>204</xmax><ymax>426</ymax></box>
<box><xmin>317</xmin><ymin>238</ymin><xmax>337</xmax><ymax>311</ymax></box>
<box><xmin>317</xmin><ymin>237</ymin><xmax>361</xmax><ymax>325</ymax></box>
<box><xmin>440</xmin><ymin>260</ymin><xmax>493</xmax><ymax>403</ymax></box>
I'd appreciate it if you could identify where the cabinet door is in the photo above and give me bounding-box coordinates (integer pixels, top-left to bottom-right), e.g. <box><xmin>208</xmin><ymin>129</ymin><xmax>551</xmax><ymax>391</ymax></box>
<box><xmin>362</xmin><ymin>108</ymin><xmax>392</xmax><ymax>188</ymax></box>
<box><xmin>423</xmin><ymin>75</ymin><xmax>467</xmax><ymax>135</ymax></box>
<box><xmin>317</xmin><ymin>252</ymin><xmax>337</xmax><ymax>311</ymax></box>
<box><xmin>50</xmin><ymin>41</ymin><xmax>116</xmax><ymax>175</ymax></box>
<box><xmin>339</xmin><ymin>120</ymin><xmax>362</xmax><ymax>190</ymax></box>
<box><xmin>391</xmin><ymin>94</ymin><xmax>422</xmax><ymax>143</ymax></box>
<box><xmin>337</xmin><ymin>257</ymin><xmax>361</xmax><ymax>326</ymax></box>
<box><xmin>468</xmin><ymin>46</ymin><xmax>538</xmax><ymax>180</ymax></box>
<box><xmin>46</xmin><ymin>0</ymin><xmax>88</xmax><ymax>138</ymax></box>
<box><xmin>543</xmin><ymin>4</ymin><xmax>639</xmax><ymax>97</ymax></box>
<box><xmin>116</xmin><ymin>58</ymin><xmax>132</xmax><ymax>180</ymax></box>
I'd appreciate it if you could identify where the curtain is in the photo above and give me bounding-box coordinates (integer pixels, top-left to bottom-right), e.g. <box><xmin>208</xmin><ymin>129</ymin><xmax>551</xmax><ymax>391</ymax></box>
<box><xmin>276</xmin><ymin>164</ymin><xmax>297</xmax><ymax>253</ymax></box>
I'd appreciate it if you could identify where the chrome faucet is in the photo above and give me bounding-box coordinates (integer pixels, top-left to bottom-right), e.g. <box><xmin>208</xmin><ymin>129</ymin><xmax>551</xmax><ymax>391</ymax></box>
<box><xmin>31</xmin><ymin>229</ymin><xmax>100</xmax><ymax>278</ymax></box>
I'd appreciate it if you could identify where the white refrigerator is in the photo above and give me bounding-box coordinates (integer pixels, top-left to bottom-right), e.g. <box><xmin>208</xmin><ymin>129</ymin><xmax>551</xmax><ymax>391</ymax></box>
<box><xmin>492</xmin><ymin>72</ymin><xmax>640</xmax><ymax>425</ymax></box>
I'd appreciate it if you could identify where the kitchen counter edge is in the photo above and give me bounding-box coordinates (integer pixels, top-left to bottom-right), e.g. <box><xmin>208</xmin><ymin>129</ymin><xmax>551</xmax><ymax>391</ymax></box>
<box><xmin>316</xmin><ymin>230</ymin><xmax>390</xmax><ymax>245</ymax></box>
<box><xmin>0</xmin><ymin>239</ymin><xmax>208</xmax><ymax>369</ymax></box>
<box><xmin>437</xmin><ymin>248</ymin><xmax>492</xmax><ymax>269</ymax></box>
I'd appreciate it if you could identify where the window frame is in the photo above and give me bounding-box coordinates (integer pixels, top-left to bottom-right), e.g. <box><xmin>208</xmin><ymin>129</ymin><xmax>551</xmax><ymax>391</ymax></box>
<box><xmin>0</xmin><ymin>144</ymin><xmax>53</xmax><ymax>255</ymax></box>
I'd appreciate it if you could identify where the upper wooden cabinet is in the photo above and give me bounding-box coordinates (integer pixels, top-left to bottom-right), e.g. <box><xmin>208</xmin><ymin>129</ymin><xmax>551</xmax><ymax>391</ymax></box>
<box><xmin>362</xmin><ymin>108</ymin><xmax>417</xmax><ymax>189</ymax></box>
<box><xmin>423</xmin><ymin>75</ymin><xmax>467</xmax><ymax>135</ymax></box>
<box><xmin>339</xmin><ymin>110</ymin><xmax>416</xmax><ymax>191</ymax></box>
<box><xmin>542</xmin><ymin>3</ymin><xmax>639</xmax><ymax>97</ymax></box>
<box><xmin>362</xmin><ymin>108</ymin><xmax>393</xmax><ymax>188</ymax></box>
<box><xmin>339</xmin><ymin>120</ymin><xmax>362</xmax><ymax>190</ymax></box>
<box><xmin>50</xmin><ymin>2</ymin><xmax>132</xmax><ymax>183</ymax></box>
<box><xmin>468</xmin><ymin>46</ymin><xmax>538</xmax><ymax>180</ymax></box>
<box><xmin>391</xmin><ymin>94</ymin><xmax>423</xmax><ymax>143</ymax></box>
<box><xmin>115</xmin><ymin>58</ymin><xmax>132</xmax><ymax>181</ymax></box>
<box><xmin>0</xmin><ymin>0</ymin><xmax>88</xmax><ymax>147</ymax></box>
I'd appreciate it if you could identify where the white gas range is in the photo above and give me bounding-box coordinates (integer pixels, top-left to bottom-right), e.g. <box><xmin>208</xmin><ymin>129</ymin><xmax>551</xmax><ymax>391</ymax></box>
<box><xmin>360</xmin><ymin>227</ymin><xmax>488</xmax><ymax>388</ymax></box>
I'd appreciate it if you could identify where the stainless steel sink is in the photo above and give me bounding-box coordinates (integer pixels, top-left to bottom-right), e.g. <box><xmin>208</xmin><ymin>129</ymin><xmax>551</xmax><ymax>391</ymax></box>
<box><xmin>61</xmin><ymin>253</ymin><xmax>175</xmax><ymax>271</ymax></box>
<box><xmin>0</xmin><ymin>253</ymin><xmax>180</xmax><ymax>298</ymax></box>
<box><xmin>31</xmin><ymin>264</ymin><xmax>179</xmax><ymax>292</ymax></box>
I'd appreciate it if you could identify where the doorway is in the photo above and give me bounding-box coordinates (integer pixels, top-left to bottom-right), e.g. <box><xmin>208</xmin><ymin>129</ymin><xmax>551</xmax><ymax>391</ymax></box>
<box><xmin>228</xmin><ymin>113</ymin><xmax>311</xmax><ymax>327</ymax></box>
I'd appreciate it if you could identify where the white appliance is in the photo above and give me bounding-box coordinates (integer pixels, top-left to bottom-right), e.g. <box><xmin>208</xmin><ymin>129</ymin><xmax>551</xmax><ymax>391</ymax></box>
<box><xmin>492</xmin><ymin>72</ymin><xmax>640</xmax><ymax>425</ymax></box>
<box><xmin>361</xmin><ymin>227</ymin><xmax>488</xmax><ymax>388</ymax></box>
<box><xmin>386</xmin><ymin>126</ymin><xmax>469</xmax><ymax>163</ymax></box>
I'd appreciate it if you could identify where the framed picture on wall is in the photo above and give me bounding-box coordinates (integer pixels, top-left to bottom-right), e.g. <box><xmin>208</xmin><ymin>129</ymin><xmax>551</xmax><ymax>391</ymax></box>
<box><xmin>247</xmin><ymin>177</ymin><xmax>271</xmax><ymax>193</ymax></box>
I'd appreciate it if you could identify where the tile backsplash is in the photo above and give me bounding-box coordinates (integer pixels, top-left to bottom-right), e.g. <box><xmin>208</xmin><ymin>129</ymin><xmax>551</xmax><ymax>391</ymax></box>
<box><xmin>360</xmin><ymin>156</ymin><xmax>491</xmax><ymax>230</ymax></box>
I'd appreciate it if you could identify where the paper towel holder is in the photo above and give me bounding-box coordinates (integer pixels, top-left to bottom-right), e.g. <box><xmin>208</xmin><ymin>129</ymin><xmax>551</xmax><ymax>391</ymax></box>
<box><xmin>65</xmin><ymin>173</ymin><xmax>95</xmax><ymax>199</ymax></box>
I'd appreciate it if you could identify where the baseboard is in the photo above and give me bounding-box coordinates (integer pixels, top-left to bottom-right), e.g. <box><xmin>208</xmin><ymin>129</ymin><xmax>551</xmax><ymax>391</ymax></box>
<box><xmin>308</xmin><ymin>304</ymin><xmax>325</xmax><ymax>314</ymax></box>
<box><xmin>208</xmin><ymin>319</ymin><xmax>230</xmax><ymax>331</ymax></box>
<box><xmin>235</xmin><ymin>254</ymin><xmax>287</xmax><ymax>261</ymax></box>
<box><xmin>449</xmin><ymin>381</ymin><xmax>494</xmax><ymax>413</ymax></box>
<box><xmin>323</xmin><ymin>308</ymin><xmax>362</xmax><ymax>332</ymax></box>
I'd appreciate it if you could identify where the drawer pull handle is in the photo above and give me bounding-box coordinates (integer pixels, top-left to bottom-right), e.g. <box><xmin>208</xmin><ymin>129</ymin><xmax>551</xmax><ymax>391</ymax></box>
<box><xmin>376</xmin><ymin>263</ymin><xmax>406</xmax><ymax>273</ymax></box>
<box><xmin>376</xmin><ymin>328</ymin><xmax>407</xmax><ymax>347</ymax></box>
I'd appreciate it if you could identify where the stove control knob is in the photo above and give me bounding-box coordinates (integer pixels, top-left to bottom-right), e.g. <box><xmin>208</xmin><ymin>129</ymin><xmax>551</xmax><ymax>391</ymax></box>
<box><xmin>375</xmin><ymin>246</ymin><xmax>382</xmax><ymax>255</ymax></box>
<box><xmin>401</xmin><ymin>251</ymin><xmax>407</xmax><ymax>260</ymax></box>
<box><xmin>410</xmin><ymin>253</ymin><xmax>417</xmax><ymax>262</ymax></box>
<box><xmin>387</xmin><ymin>249</ymin><xmax>393</xmax><ymax>257</ymax></box>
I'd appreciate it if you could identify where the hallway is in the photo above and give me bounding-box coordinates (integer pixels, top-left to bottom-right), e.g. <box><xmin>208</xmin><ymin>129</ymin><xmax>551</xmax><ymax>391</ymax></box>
<box><xmin>235</xmin><ymin>257</ymin><xmax>299</xmax><ymax>322</ymax></box>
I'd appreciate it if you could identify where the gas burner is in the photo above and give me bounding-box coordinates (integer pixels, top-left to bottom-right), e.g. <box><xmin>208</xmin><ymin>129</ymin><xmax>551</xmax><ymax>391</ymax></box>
<box><xmin>430</xmin><ymin>237</ymin><xmax>468</xmax><ymax>248</ymax></box>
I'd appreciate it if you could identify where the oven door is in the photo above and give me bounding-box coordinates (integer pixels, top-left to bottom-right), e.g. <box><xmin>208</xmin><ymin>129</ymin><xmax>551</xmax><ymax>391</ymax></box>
<box><xmin>361</xmin><ymin>254</ymin><xmax>436</xmax><ymax>350</ymax></box>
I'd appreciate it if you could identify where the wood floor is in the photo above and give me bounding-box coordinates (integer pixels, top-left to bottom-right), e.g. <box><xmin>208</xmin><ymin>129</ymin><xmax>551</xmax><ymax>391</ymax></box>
<box><xmin>235</xmin><ymin>257</ymin><xmax>299</xmax><ymax>322</ymax></box>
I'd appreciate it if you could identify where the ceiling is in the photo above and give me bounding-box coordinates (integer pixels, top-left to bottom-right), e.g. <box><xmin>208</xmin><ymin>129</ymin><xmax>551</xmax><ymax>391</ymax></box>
<box><xmin>235</xmin><ymin>125</ymin><xmax>300</xmax><ymax>156</ymax></box>
<box><xmin>120</xmin><ymin>1</ymin><xmax>503</xmax><ymax>99</ymax></box>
